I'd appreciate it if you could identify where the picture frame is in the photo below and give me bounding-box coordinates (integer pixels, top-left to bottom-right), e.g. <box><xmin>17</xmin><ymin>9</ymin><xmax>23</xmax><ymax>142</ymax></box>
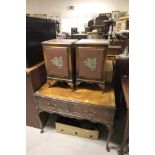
<box><xmin>112</xmin><ymin>11</ymin><xmax>120</xmax><ymax>20</ymax></box>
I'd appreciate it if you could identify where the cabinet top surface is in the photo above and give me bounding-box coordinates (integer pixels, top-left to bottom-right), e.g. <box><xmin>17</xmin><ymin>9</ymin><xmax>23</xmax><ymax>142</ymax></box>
<box><xmin>75</xmin><ymin>39</ymin><xmax>110</xmax><ymax>45</ymax></box>
<box><xmin>34</xmin><ymin>83</ymin><xmax>115</xmax><ymax>108</ymax></box>
<box><xmin>42</xmin><ymin>39</ymin><xmax>78</xmax><ymax>45</ymax></box>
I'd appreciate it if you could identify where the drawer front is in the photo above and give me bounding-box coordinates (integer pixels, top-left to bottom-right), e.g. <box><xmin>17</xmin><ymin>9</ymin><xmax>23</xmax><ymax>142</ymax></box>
<box><xmin>43</xmin><ymin>46</ymin><xmax>69</xmax><ymax>78</ymax></box>
<box><xmin>36</xmin><ymin>97</ymin><xmax>69</xmax><ymax>112</ymax></box>
<box><xmin>72</xmin><ymin>104</ymin><xmax>114</xmax><ymax>123</ymax></box>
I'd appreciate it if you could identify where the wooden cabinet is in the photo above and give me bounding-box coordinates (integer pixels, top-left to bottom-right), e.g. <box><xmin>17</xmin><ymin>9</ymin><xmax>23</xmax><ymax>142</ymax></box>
<box><xmin>75</xmin><ymin>39</ymin><xmax>110</xmax><ymax>91</ymax></box>
<box><xmin>42</xmin><ymin>39</ymin><xmax>77</xmax><ymax>89</ymax></box>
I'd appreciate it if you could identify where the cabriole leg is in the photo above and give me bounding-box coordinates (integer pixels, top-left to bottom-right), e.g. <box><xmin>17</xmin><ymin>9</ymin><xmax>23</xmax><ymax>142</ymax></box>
<box><xmin>68</xmin><ymin>82</ymin><xmax>74</xmax><ymax>91</ymax></box>
<box><xmin>98</xmin><ymin>84</ymin><xmax>105</xmax><ymax>92</ymax></box>
<box><xmin>36</xmin><ymin>108</ymin><xmax>44</xmax><ymax>134</ymax></box>
<box><xmin>106</xmin><ymin>125</ymin><xmax>113</xmax><ymax>152</ymax></box>
<box><xmin>47</xmin><ymin>79</ymin><xmax>56</xmax><ymax>88</ymax></box>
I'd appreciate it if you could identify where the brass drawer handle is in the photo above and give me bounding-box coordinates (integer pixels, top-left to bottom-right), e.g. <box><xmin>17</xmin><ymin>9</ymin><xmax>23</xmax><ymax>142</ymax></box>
<box><xmin>85</xmin><ymin>109</ymin><xmax>96</xmax><ymax>116</ymax></box>
<box><xmin>48</xmin><ymin>102</ymin><xmax>57</xmax><ymax>107</ymax></box>
<box><xmin>88</xmin><ymin>112</ymin><xmax>96</xmax><ymax>116</ymax></box>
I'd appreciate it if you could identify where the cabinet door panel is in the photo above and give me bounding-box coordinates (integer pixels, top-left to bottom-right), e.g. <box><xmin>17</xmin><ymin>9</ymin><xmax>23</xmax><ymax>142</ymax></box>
<box><xmin>44</xmin><ymin>47</ymin><xmax>69</xmax><ymax>77</ymax></box>
<box><xmin>78</xmin><ymin>47</ymin><xmax>105</xmax><ymax>80</ymax></box>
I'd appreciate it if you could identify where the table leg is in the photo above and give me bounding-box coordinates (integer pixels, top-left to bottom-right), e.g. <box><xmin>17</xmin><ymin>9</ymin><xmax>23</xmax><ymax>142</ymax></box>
<box><xmin>36</xmin><ymin>108</ymin><xmax>44</xmax><ymax>134</ymax></box>
<box><xmin>106</xmin><ymin>125</ymin><xmax>113</xmax><ymax>152</ymax></box>
<box><xmin>118</xmin><ymin>111</ymin><xmax>129</xmax><ymax>155</ymax></box>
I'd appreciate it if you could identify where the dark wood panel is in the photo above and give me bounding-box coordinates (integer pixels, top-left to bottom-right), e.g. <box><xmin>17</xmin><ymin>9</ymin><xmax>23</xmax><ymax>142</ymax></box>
<box><xmin>26</xmin><ymin>62</ymin><xmax>49</xmax><ymax>128</ymax></box>
<box><xmin>26</xmin><ymin>16</ymin><xmax>56</xmax><ymax>67</ymax></box>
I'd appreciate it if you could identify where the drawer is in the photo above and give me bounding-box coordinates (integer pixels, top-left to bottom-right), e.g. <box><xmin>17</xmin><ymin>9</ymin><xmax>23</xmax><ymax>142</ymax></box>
<box><xmin>72</xmin><ymin>104</ymin><xmax>114</xmax><ymax>123</ymax></box>
<box><xmin>36</xmin><ymin>97</ymin><xmax>69</xmax><ymax>112</ymax></box>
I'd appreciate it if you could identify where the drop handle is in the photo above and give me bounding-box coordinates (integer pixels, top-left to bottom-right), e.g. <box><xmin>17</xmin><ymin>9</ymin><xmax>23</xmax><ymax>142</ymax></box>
<box><xmin>48</xmin><ymin>102</ymin><xmax>56</xmax><ymax>107</ymax></box>
<box><xmin>85</xmin><ymin>109</ymin><xmax>96</xmax><ymax>116</ymax></box>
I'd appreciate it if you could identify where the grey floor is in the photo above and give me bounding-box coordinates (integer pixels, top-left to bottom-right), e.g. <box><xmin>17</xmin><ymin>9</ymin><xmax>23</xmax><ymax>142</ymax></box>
<box><xmin>27</xmin><ymin>114</ymin><xmax>124</xmax><ymax>155</ymax></box>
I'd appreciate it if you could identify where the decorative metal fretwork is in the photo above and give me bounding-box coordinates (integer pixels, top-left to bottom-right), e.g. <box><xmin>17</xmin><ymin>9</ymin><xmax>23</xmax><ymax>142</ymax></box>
<box><xmin>51</xmin><ymin>56</ymin><xmax>63</xmax><ymax>68</ymax></box>
<box><xmin>83</xmin><ymin>58</ymin><xmax>97</xmax><ymax>71</ymax></box>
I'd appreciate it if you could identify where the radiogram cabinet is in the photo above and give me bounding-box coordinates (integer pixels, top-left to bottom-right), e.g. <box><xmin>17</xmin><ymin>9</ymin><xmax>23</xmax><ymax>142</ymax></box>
<box><xmin>75</xmin><ymin>39</ymin><xmax>110</xmax><ymax>91</ymax></box>
<box><xmin>42</xmin><ymin>39</ymin><xmax>77</xmax><ymax>89</ymax></box>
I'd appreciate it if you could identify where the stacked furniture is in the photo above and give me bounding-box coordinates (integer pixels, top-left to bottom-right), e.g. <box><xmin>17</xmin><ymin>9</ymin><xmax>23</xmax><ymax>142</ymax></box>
<box><xmin>41</xmin><ymin>39</ymin><xmax>110</xmax><ymax>91</ymax></box>
<box><xmin>25</xmin><ymin>38</ymin><xmax>119</xmax><ymax>153</ymax></box>
<box><xmin>85</xmin><ymin>14</ymin><xmax>114</xmax><ymax>39</ymax></box>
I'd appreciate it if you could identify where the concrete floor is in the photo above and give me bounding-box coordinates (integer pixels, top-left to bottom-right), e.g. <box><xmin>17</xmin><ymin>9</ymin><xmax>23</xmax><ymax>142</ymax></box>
<box><xmin>27</xmin><ymin>114</ymin><xmax>124</xmax><ymax>155</ymax></box>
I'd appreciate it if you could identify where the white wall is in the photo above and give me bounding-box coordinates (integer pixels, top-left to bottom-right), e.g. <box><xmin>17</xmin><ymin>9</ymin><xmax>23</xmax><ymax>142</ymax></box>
<box><xmin>26</xmin><ymin>0</ymin><xmax>129</xmax><ymax>33</ymax></box>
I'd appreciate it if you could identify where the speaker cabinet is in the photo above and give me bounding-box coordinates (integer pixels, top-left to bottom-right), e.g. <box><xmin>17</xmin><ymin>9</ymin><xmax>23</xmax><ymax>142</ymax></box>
<box><xmin>42</xmin><ymin>39</ymin><xmax>77</xmax><ymax>89</ymax></box>
<box><xmin>75</xmin><ymin>39</ymin><xmax>109</xmax><ymax>91</ymax></box>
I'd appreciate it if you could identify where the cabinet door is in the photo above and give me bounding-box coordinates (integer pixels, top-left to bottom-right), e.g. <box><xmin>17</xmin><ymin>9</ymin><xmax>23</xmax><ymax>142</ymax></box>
<box><xmin>44</xmin><ymin>46</ymin><xmax>69</xmax><ymax>78</ymax></box>
<box><xmin>77</xmin><ymin>47</ymin><xmax>106</xmax><ymax>80</ymax></box>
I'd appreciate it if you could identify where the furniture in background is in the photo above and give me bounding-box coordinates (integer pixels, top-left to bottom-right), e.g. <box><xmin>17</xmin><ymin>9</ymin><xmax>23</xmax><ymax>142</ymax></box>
<box><xmin>42</xmin><ymin>39</ymin><xmax>78</xmax><ymax>89</ymax></box>
<box><xmin>95</xmin><ymin>14</ymin><xmax>109</xmax><ymax>25</ymax></box>
<box><xmin>71</xmin><ymin>33</ymin><xmax>88</xmax><ymax>40</ymax></box>
<box><xmin>75</xmin><ymin>39</ymin><xmax>109</xmax><ymax>91</ymax></box>
<box><xmin>85</xmin><ymin>20</ymin><xmax>94</xmax><ymax>33</ymax></box>
<box><xmin>107</xmin><ymin>45</ymin><xmax>123</xmax><ymax>56</ymax></box>
<box><xmin>93</xmin><ymin>14</ymin><xmax>109</xmax><ymax>39</ymax></box>
<box><xmin>26</xmin><ymin>62</ymin><xmax>50</xmax><ymax>128</ymax></box>
<box><xmin>26</xmin><ymin>16</ymin><xmax>56</xmax><ymax>67</ymax></box>
<box><xmin>115</xmin><ymin>16</ymin><xmax>129</xmax><ymax>32</ymax></box>
<box><xmin>34</xmin><ymin>82</ymin><xmax>115</xmax><ymax>152</ymax></box>
<box><xmin>71</xmin><ymin>27</ymin><xmax>78</xmax><ymax>36</ymax></box>
<box><xmin>56</xmin><ymin>20</ymin><xmax>60</xmax><ymax>33</ymax></box>
<box><xmin>26</xmin><ymin>13</ymin><xmax>48</xmax><ymax>19</ymax></box>
<box><xmin>109</xmin><ymin>40</ymin><xmax>126</xmax><ymax>51</ymax></box>
<box><xmin>118</xmin><ymin>76</ymin><xmax>129</xmax><ymax>155</ymax></box>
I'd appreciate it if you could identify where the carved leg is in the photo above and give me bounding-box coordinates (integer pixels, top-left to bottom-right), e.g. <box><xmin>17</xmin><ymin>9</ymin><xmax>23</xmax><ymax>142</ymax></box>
<box><xmin>75</xmin><ymin>82</ymin><xmax>81</xmax><ymax>90</ymax></box>
<box><xmin>36</xmin><ymin>108</ymin><xmax>44</xmax><ymax>134</ymax></box>
<box><xmin>98</xmin><ymin>84</ymin><xmax>105</xmax><ymax>92</ymax></box>
<box><xmin>68</xmin><ymin>82</ymin><xmax>74</xmax><ymax>91</ymax></box>
<box><xmin>106</xmin><ymin>125</ymin><xmax>113</xmax><ymax>152</ymax></box>
<box><xmin>47</xmin><ymin>80</ymin><xmax>56</xmax><ymax>88</ymax></box>
<box><xmin>40</xmin><ymin>128</ymin><xmax>44</xmax><ymax>134</ymax></box>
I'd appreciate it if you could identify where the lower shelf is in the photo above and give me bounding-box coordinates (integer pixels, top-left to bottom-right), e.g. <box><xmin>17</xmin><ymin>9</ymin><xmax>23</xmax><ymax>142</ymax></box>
<box><xmin>56</xmin><ymin>116</ymin><xmax>99</xmax><ymax>140</ymax></box>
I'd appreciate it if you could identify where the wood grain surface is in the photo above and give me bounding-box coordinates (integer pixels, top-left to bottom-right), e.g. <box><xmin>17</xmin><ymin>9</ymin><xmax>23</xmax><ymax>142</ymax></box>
<box><xmin>42</xmin><ymin>39</ymin><xmax>78</xmax><ymax>45</ymax></box>
<box><xmin>34</xmin><ymin>82</ymin><xmax>115</xmax><ymax>108</ymax></box>
<box><xmin>75</xmin><ymin>39</ymin><xmax>110</xmax><ymax>45</ymax></box>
